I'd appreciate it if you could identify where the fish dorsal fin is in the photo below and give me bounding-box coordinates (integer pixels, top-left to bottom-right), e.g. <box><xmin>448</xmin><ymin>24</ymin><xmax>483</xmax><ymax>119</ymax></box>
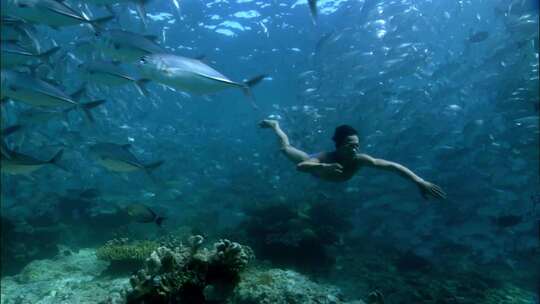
<box><xmin>144</xmin><ymin>35</ymin><xmax>159</xmax><ymax>42</ymax></box>
<box><xmin>70</xmin><ymin>86</ymin><xmax>86</xmax><ymax>101</ymax></box>
<box><xmin>43</xmin><ymin>1</ymin><xmax>82</xmax><ymax>20</ymax></box>
<box><xmin>41</xmin><ymin>77</ymin><xmax>63</xmax><ymax>87</ymax></box>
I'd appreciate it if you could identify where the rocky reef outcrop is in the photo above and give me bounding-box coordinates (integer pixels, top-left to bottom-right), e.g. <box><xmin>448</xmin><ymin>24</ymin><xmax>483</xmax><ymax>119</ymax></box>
<box><xmin>124</xmin><ymin>237</ymin><xmax>254</xmax><ymax>303</ymax></box>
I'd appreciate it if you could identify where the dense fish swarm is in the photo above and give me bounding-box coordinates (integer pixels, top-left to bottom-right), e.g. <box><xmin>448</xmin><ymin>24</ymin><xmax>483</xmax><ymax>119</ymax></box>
<box><xmin>1</xmin><ymin>0</ymin><xmax>538</xmax><ymax>303</ymax></box>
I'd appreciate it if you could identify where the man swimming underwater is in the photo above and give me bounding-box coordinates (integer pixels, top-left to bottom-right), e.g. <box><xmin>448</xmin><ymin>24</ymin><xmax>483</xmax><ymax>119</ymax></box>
<box><xmin>259</xmin><ymin>120</ymin><xmax>446</xmax><ymax>200</ymax></box>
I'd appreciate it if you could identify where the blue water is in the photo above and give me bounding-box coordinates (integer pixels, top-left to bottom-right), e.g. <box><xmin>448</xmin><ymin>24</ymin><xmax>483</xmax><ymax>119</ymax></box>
<box><xmin>1</xmin><ymin>0</ymin><xmax>539</xmax><ymax>302</ymax></box>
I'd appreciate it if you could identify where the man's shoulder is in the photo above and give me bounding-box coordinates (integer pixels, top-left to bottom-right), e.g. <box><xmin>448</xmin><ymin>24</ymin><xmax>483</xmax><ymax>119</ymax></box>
<box><xmin>309</xmin><ymin>151</ymin><xmax>335</xmax><ymax>163</ymax></box>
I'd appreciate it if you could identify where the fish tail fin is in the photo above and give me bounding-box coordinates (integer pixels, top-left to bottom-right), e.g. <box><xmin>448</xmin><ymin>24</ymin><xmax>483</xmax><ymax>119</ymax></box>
<box><xmin>308</xmin><ymin>0</ymin><xmax>318</xmax><ymax>25</ymax></box>
<box><xmin>70</xmin><ymin>86</ymin><xmax>87</xmax><ymax>102</ymax></box>
<box><xmin>18</xmin><ymin>26</ymin><xmax>41</xmax><ymax>53</ymax></box>
<box><xmin>1</xmin><ymin>125</ymin><xmax>22</xmax><ymax>157</ymax></box>
<box><xmin>2</xmin><ymin>125</ymin><xmax>23</xmax><ymax>137</ymax></box>
<box><xmin>145</xmin><ymin>160</ymin><xmax>164</xmax><ymax>172</ymax></box>
<box><xmin>144</xmin><ymin>160</ymin><xmax>164</xmax><ymax>183</ymax></box>
<box><xmin>88</xmin><ymin>15</ymin><xmax>115</xmax><ymax>32</ymax></box>
<box><xmin>25</xmin><ymin>61</ymin><xmax>46</xmax><ymax>78</ymax></box>
<box><xmin>80</xmin><ymin>99</ymin><xmax>106</xmax><ymax>123</ymax></box>
<box><xmin>244</xmin><ymin>74</ymin><xmax>267</xmax><ymax>88</ymax></box>
<box><xmin>135</xmin><ymin>1</ymin><xmax>148</xmax><ymax>28</ymax></box>
<box><xmin>1</xmin><ymin>141</ymin><xmax>13</xmax><ymax>159</ymax></box>
<box><xmin>48</xmin><ymin>149</ymin><xmax>67</xmax><ymax>171</ymax></box>
<box><xmin>104</xmin><ymin>4</ymin><xmax>115</xmax><ymax>15</ymax></box>
<box><xmin>134</xmin><ymin>79</ymin><xmax>151</xmax><ymax>96</ymax></box>
<box><xmin>37</xmin><ymin>46</ymin><xmax>60</xmax><ymax>65</ymax></box>
<box><xmin>61</xmin><ymin>107</ymin><xmax>76</xmax><ymax>123</ymax></box>
<box><xmin>241</xmin><ymin>86</ymin><xmax>258</xmax><ymax>109</ymax></box>
<box><xmin>155</xmin><ymin>216</ymin><xmax>166</xmax><ymax>227</ymax></box>
<box><xmin>242</xmin><ymin>74</ymin><xmax>267</xmax><ymax>109</ymax></box>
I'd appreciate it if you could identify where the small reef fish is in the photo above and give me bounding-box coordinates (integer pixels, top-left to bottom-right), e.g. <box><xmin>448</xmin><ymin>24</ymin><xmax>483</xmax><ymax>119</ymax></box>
<box><xmin>125</xmin><ymin>203</ymin><xmax>166</xmax><ymax>227</ymax></box>
<box><xmin>89</xmin><ymin>142</ymin><xmax>163</xmax><ymax>174</ymax></box>
<box><xmin>1</xmin><ymin>149</ymin><xmax>64</xmax><ymax>175</ymax></box>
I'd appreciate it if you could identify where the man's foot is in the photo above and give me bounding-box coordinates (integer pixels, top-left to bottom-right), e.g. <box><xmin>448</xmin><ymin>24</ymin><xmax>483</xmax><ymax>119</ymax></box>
<box><xmin>258</xmin><ymin>119</ymin><xmax>279</xmax><ymax>129</ymax></box>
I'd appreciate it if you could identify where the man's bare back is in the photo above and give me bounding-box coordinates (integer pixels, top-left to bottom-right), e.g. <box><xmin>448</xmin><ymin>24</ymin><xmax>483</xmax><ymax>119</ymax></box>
<box><xmin>259</xmin><ymin>119</ymin><xmax>446</xmax><ymax>199</ymax></box>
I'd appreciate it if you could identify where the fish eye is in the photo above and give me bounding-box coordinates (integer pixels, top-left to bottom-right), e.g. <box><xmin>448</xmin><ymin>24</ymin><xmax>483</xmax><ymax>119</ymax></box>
<box><xmin>139</xmin><ymin>57</ymin><xmax>147</xmax><ymax>64</ymax></box>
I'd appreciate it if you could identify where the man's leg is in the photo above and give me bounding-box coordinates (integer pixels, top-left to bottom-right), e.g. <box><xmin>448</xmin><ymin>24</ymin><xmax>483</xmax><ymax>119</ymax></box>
<box><xmin>259</xmin><ymin>120</ymin><xmax>310</xmax><ymax>164</ymax></box>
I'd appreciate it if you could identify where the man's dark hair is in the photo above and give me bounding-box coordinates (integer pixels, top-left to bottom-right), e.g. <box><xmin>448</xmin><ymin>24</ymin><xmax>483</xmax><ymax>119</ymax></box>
<box><xmin>332</xmin><ymin>125</ymin><xmax>358</xmax><ymax>148</ymax></box>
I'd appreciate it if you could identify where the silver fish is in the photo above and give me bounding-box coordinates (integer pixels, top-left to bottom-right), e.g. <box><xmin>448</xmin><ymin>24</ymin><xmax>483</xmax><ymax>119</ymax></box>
<box><xmin>95</xmin><ymin>29</ymin><xmax>164</xmax><ymax>62</ymax></box>
<box><xmin>1</xmin><ymin>70</ymin><xmax>105</xmax><ymax>121</ymax></box>
<box><xmin>308</xmin><ymin>0</ymin><xmax>317</xmax><ymax>24</ymax></box>
<box><xmin>1</xmin><ymin>41</ymin><xmax>59</xmax><ymax>68</ymax></box>
<box><xmin>0</xmin><ymin>17</ymin><xmax>41</xmax><ymax>52</ymax></box>
<box><xmin>1</xmin><ymin>124</ymin><xmax>22</xmax><ymax>159</ymax></box>
<box><xmin>3</xmin><ymin>0</ymin><xmax>113</xmax><ymax>29</ymax></box>
<box><xmin>1</xmin><ymin>149</ymin><xmax>63</xmax><ymax>175</ymax></box>
<box><xmin>18</xmin><ymin>109</ymin><xmax>71</xmax><ymax>124</ymax></box>
<box><xmin>137</xmin><ymin>53</ymin><xmax>266</xmax><ymax>103</ymax></box>
<box><xmin>79</xmin><ymin>60</ymin><xmax>150</xmax><ymax>96</ymax></box>
<box><xmin>124</xmin><ymin>203</ymin><xmax>165</xmax><ymax>227</ymax></box>
<box><xmin>85</xmin><ymin>0</ymin><xmax>150</xmax><ymax>28</ymax></box>
<box><xmin>89</xmin><ymin>142</ymin><xmax>163</xmax><ymax>174</ymax></box>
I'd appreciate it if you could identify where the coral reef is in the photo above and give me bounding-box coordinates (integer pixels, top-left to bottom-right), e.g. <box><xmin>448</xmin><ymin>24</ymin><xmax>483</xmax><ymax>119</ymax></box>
<box><xmin>125</xmin><ymin>237</ymin><xmax>254</xmax><ymax>304</ymax></box>
<box><xmin>2</xmin><ymin>232</ymin><xmax>535</xmax><ymax>304</ymax></box>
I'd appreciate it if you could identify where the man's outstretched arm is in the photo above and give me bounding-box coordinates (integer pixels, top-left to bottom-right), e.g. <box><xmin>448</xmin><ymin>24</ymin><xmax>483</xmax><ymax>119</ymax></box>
<box><xmin>297</xmin><ymin>159</ymin><xmax>344</xmax><ymax>176</ymax></box>
<box><xmin>356</xmin><ymin>153</ymin><xmax>446</xmax><ymax>199</ymax></box>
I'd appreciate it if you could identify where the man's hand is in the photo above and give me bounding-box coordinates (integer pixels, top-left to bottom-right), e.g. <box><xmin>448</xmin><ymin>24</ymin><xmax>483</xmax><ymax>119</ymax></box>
<box><xmin>322</xmin><ymin>163</ymin><xmax>343</xmax><ymax>174</ymax></box>
<box><xmin>417</xmin><ymin>180</ymin><xmax>446</xmax><ymax>200</ymax></box>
